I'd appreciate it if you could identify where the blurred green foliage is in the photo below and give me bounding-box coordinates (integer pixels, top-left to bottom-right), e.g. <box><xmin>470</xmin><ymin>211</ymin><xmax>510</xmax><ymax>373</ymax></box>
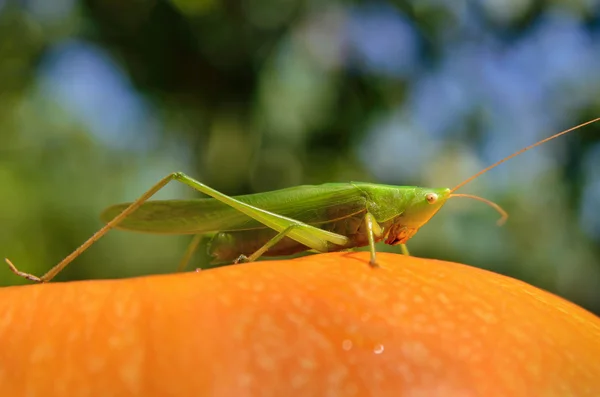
<box><xmin>1</xmin><ymin>0</ymin><xmax>600</xmax><ymax>314</ymax></box>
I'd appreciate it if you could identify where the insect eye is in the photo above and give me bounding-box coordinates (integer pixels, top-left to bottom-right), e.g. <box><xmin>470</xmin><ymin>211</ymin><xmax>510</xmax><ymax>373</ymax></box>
<box><xmin>425</xmin><ymin>193</ymin><xmax>438</xmax><ymax>204</ymax></box>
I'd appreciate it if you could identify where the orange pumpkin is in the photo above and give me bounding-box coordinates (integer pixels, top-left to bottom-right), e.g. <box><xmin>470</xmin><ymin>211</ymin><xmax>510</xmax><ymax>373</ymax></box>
<box><xmin>0</xmin><ymin>252</ymin><xmax>599</xmax><ymax>396</ymax></box>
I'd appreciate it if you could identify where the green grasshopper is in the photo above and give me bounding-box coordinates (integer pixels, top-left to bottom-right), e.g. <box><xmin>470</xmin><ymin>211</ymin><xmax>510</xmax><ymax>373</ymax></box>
<box><xmin>6</xmin><ymin>118</ymin><xmax>599</xmax><ymax>283</ymax></box>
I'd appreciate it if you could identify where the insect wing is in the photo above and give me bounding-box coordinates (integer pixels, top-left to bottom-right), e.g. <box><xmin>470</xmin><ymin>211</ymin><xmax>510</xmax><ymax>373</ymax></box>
<box><xmin>100</xmin><ymin>183</ymin><xmax>367</xmax><ymax>235</ymax></box>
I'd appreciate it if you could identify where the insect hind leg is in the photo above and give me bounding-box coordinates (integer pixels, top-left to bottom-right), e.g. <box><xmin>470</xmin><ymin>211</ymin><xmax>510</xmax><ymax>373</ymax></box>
<box><xmin>5</xmin><ymin>171</ymin><xmax>348</xmax><ymax>283</ymax></box>
<box><xmin>5</xmin><ymin>172</ymin><xmax>181</xmax><ymax>283</ymax></box>
<box><xmin>172</xmin><ymin>172</ymin><xmax>349</xmax><ymax>250</ymax></box>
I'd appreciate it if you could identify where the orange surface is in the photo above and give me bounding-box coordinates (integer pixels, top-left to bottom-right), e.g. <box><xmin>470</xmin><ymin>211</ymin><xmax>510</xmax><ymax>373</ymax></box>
<box><xmin>0</xmin><ymin>252</ymin><xmax>599</xmax><ymax>397</ymax></box>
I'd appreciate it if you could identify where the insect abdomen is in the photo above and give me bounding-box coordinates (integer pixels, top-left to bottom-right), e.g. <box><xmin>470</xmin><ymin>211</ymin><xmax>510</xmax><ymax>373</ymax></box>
<box><xmin>207</xmin><ymin>229</ymin><xmax>307</xmax><ymax>262</ymax></box>
<box><xmin>207</xmin><ymin>211</ymin><xmax>376</xmax><ymax>263</ymax></box>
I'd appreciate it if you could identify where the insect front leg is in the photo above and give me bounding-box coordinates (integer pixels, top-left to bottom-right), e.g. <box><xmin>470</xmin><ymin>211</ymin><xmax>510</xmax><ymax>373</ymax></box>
<box><xmin>364</xmin><ymin>212</ymin><xmax>384</xmax><ymax>267</ymax></box>
<box><xmin>400</xmin><ymin>244</ymin><xmax>410</xmax><ymax>256</ymax></box>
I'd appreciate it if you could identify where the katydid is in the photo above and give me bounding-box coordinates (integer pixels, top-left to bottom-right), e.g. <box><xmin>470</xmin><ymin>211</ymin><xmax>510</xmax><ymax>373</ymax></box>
<box><xmin>6</xmin><ymin>118</ymin><xmax>600</xmax><ymax>283</ymax></box>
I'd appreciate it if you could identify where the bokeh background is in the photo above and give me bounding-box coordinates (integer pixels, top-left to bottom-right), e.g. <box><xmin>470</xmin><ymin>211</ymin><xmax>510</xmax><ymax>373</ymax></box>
<box><xmin>1</xmin><ymin>0</ymin><xmax>600</xmax><ymax>313</ymax></box>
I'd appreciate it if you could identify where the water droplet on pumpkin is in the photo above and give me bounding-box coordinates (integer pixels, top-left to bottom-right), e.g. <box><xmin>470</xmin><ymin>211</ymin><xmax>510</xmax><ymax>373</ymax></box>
<box><xmin>374</xmin><ymin>344</ymin><xmax>385</xmax><ymax>354</ymax></box>
<box><xmin>342</xmin><ymin>339</ymin><xmax>353</xmax><ymax>351</ymax></box>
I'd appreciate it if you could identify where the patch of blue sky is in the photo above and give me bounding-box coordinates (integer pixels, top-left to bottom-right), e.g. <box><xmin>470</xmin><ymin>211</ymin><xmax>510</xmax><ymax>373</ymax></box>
<box><xmin>408</xmin><ymin>52</ymin><xmax>478</xmax><ymax>139</ymax></box>
<box><xmin>476</xmin><ymin>13</ymin><xmax>598</xmax><ymax>191</ymax></box>
<box><xmin>357</xmin><ymin>109</ymin><xmax>440</xmax><ymax>183</ymax></box>
<box><xmin>24</xmin><ymin>0</ymin><xmax>76</xmax><ymax>23</ymax></box>
<box><xmin>346</xmin><ymin>2</ymin><xmax>419</xmax><ymax>78</ymax></box>
<box><xmin>357</xmin><ymin>4</ymin><xmax>600</xmax><ymax>199</ymax></box>
<box><xmin>36</xmin><ymin>39</ymin><xmax>161</xmax><ymax>152</ymax></box>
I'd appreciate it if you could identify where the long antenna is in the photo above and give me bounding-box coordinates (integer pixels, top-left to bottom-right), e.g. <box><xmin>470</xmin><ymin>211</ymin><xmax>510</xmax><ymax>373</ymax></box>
<box><xmin>450</xmin><ymin>117</ymin><xmax>600</xmax><ymax>193</ymax></box>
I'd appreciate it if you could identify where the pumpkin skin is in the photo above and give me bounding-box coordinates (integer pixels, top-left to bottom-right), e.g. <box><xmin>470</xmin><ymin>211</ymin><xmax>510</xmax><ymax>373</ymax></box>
<box><xmin>0</xmin><ymin>252</ymin><xmax>599</xmax><ymax>397</ymax></box>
